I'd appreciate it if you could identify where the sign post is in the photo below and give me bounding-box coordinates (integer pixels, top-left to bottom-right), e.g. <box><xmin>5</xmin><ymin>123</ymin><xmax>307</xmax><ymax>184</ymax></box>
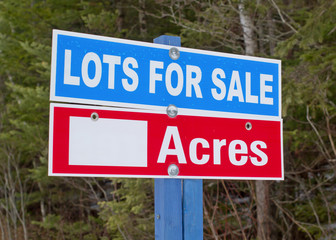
<box><xmin>49</xmin><ymin>29</ymin><xmax>282</xmax><ymax>239</ymax></box>
<box><xmin>49</xmin><ymin>30</ymin><xmax>283</xmax><ymax>180</ymax></box>
<box><xmin>153</xmin><ymin>35</ymin><xmax>203</xmax><ymax>240</ymax></box>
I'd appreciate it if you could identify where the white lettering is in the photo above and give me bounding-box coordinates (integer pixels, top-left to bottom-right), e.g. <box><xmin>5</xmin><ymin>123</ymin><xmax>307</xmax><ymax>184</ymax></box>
<box><xmin>149</xmin><ymin>60</ymin><xmax>163</xmax><ymax>94</ymax></box>
<box><xmin>186</xmin><ymin>65</ymin><xmax>203</xmax><ymax>98</ymax></box>
<box><xmin>229</xmin><ymin>140</ymin><xmax>248</xmax><ymax>166</ymax></box>
<box><xmin>260</xmin><ymin>74</ymin><xmax>273</xmax><ymax>105</ymax></box>
<box><xmin>227</xmin><ymin>71</ymin><xmax>244</xmax><ymax>102</ymax></box>
<box><xmin>250</xmin><ymin>141</ymin><xmax>268</xmax><ymax>166</ymax></box>
<box><xmin>157</xmin><ymin>126</ymin><xmax>187</xmax><ymax>164</ymax></box>
<box><xmin>189</xmin><ymin>138</ymin><xmax>210</xmax><ymax>165</ymax></box>
<box><xmin>103</xmin><ymin>55</ymin><xmax>121</xmax><ymax>89</ymax></box>
<box><xmin>213</xmin><ymin>139</ymin><xmax>226</xmax><ymax>165</ymax></box>
<box><xmin>245</xmin><ymin>72</ymin><xmax>258</xmax><ymax>103</ymax></box>
<box><xmin>165</xmin><ymin>63</ymin><xmax>184</xmax><ymax>96</ymax></box>
<box><xmin>211</xmin><ymin>68</ymin><xmax>226</xmax><ymax>101</ymax></box>
<box><xmin>82</xmin><ymin>52</ymin><xmax>102</xmax><ymax>88</ymax></box>
<box><xmin>64</xmin><ymin>50</ymin><xmax>80</xmax><ymax>85</ymax></box>
<box><xmin>122</xmin><ymin>57</ymin><xmax>139</xmax><ymax>92</ymax></box>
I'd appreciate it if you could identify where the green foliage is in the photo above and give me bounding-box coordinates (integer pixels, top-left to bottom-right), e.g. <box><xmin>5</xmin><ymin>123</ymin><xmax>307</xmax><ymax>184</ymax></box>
<box><xmin>276</xmin><ymin>1</ymin><xmax>336</xmax><ymax>238</ymax></box>
<box><xmin>0</xmin><ymin>1</ymin><xmax>118</xmax><ymax>239</ymax></box>
<box><xmin>99</xmin><ymin>178</ymin><xmax>154</xmax><ymax>239</ymax></box>
<box><xmin>0</xmin><ymin>0</ymin><xmax>335</xmax><ymax>239</ymax></box>
<box><xmin>31</xmin><ymin>214</ymin><xmax>106</xmax><ymax>240</ymax></box>
<box><xmin>82</xmin><ymin>10</ymin><xmax>122</xmax><ymax>36</ymax></box>
<box><xmin>0</xmin><ymin>84</ymin><xmax>49</xmax><ymax>154</ymax></box>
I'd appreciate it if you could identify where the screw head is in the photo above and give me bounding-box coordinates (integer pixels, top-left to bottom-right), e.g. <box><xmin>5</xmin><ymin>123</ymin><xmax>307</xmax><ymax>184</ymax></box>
<box><xmin>91</xmin><ymin>112</ymin><xmax>99</xmax><ymax>121</ymax></box>
<box><xmin>169</xmin><ymin>47</ymin><xmax>180</xmax><ymax>60</ymax></box>
<box><xmin>245</xmin><ymin>122</ymin><xmax>252</xmax><ymax>130</ymax></box>
<box><xmin>167</xmin><ymin>104</ymin><xmax>178</xmax><ymax>118</ymax></box>
<box><xmin>168</xmin><ymin>164</ymin><xmax>179</xmax><ymax>177</ymax></box>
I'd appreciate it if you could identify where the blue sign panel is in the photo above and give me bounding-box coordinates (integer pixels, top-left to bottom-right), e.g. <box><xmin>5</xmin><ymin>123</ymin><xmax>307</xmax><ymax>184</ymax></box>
<box><xmin>50</xmin><ymin>30</ymin><xmax>281</xmax><ymax>118</ymax></box>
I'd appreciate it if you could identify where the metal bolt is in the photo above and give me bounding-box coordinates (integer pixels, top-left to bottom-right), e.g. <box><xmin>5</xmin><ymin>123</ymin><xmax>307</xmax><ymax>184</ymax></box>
<box><xmin>245</xmin><ymin>122</ymin><xmax>252</xmax><ymax>130</ymax></box>
<box><xmin>167</xmin><ymin>104</ymin><xmax>178</xmax><ymax>118</ymax></box>
<box><xmin>156</xmin><ymin>214</ymin><xmax>160</xmax><ymax>220</ymax></box>
<box><xmin>91</xmin><ymin>112</ymin><xmax>99</xmax><ymax>121</ymax></box>
<box><xmin>168</xmin><ymin>164</ymin><xmax>179</xmax><ymax>177</ymax></box>
<box><xmin>169</xmin><ymin>47</ymin><xmax>180</xmax><ymax>60</ymax></box>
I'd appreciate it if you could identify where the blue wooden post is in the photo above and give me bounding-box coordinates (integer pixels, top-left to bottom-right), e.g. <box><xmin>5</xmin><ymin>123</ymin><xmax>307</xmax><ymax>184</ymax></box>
<box><xmin>183</xmin><ymin>179</ymin><xmax>203</xmax><ymax>239</ymax></box>
<box><xmin>154</xmin><ymin>35</ymin><xmax>203</xmax><ymax>240</ymax></box>
<box><xmin>155</xmin><ymin>178</ymin><xmax>183</xmax><ymax>239</ymax></box>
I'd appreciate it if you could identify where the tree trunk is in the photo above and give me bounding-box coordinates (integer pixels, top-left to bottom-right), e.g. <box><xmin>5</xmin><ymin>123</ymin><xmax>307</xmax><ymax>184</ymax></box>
<box><xmin>256</xmin><ymin>181</ymin><xmax>271</xmax><ymax>240</ymax></box>
<box><xmin>115</xmin><ymin>1</ymin><xmax>124</xmax><ymax>33</ymax></box>
<box><xmin>138</xmin><ymin>0</ymin><xmax>147</xmax><ymax>37</ymax></box>
<box><xmin>238</xmin><ymin>1</ymin><xmax>257</xmax><ymax>55</ymax></box>
<box><xmin>267</xmin><ymin>8</ymin><xmax>275</xmax><ymax>56</ymax></box>
<box><xmin>238</xmin><ymin>1</ymin><xmax>271</xmax><ymax>239</ymax></box>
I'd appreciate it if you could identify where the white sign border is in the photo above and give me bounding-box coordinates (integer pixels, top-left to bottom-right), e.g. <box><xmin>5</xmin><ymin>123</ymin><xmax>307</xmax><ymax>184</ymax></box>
<box><xmin>50</xmin><ymin>29</ymin><xmax>282</xmax><ymax>120</ymax></box>
<box><xmin>49</xmin><ymin>102</ymin><xmax>284</xmax><ymax>180</ymax></box>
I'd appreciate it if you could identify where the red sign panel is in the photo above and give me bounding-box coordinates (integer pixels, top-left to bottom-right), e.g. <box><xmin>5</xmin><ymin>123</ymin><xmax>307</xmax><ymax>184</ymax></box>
<box><xmin>49</xmin><ymin>103</ymin><xmax>283</xmax><ymax>180</ymax></box>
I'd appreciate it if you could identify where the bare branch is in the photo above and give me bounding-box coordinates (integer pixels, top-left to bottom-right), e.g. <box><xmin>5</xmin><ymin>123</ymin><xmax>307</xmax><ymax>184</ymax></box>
<box><xmin>221</xmin><ymin>180</ymin><xmax>248</xmax><ymax>240</ymax></box>
<box><xmin>306</xmin><ymin>105</ymin><xmax>331</xmax><ymax>159</ymax></box>
<box><xmin>268</xmin><ymin>0</ymin><xmax>298</xmax><ymax>33</ymax></box>
<box><xmin>273</xmin><ymin>200</ymin><xmax>314</xmax><ymax>240</ymax></box>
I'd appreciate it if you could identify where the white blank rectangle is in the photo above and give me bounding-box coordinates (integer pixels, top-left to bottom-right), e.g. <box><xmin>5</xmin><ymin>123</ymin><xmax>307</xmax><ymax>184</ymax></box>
<box><xmin>69</xmin><ymin>117</ymin><xmax>147</xmax><ymax>167</ymax></box>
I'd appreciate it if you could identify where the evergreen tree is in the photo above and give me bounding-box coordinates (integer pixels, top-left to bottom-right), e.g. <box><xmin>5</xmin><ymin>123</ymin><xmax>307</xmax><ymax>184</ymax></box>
<box><xmin>0</xmin><ymin>0</ymin><xmax>335</xmax><ymax>239</ymax></box>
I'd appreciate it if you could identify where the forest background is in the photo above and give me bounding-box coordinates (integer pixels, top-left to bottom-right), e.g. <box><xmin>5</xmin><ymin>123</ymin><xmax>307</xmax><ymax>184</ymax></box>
<box><xmin>0</xmin><ymin>0</ymin><xmax>335</xmax><ymax>239</ymax></box>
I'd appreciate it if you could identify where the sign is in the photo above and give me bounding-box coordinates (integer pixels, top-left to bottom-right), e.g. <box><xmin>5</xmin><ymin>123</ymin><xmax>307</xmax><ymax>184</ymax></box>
<box><xmin>50</xmin><ymin>30</ymin><xmax>281</xmax><ymax>119</ymax></box>
<box><xmin>49</xmin><ymin>103</ymin><xmax>283</xmax><ymax>180</ymax></box>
